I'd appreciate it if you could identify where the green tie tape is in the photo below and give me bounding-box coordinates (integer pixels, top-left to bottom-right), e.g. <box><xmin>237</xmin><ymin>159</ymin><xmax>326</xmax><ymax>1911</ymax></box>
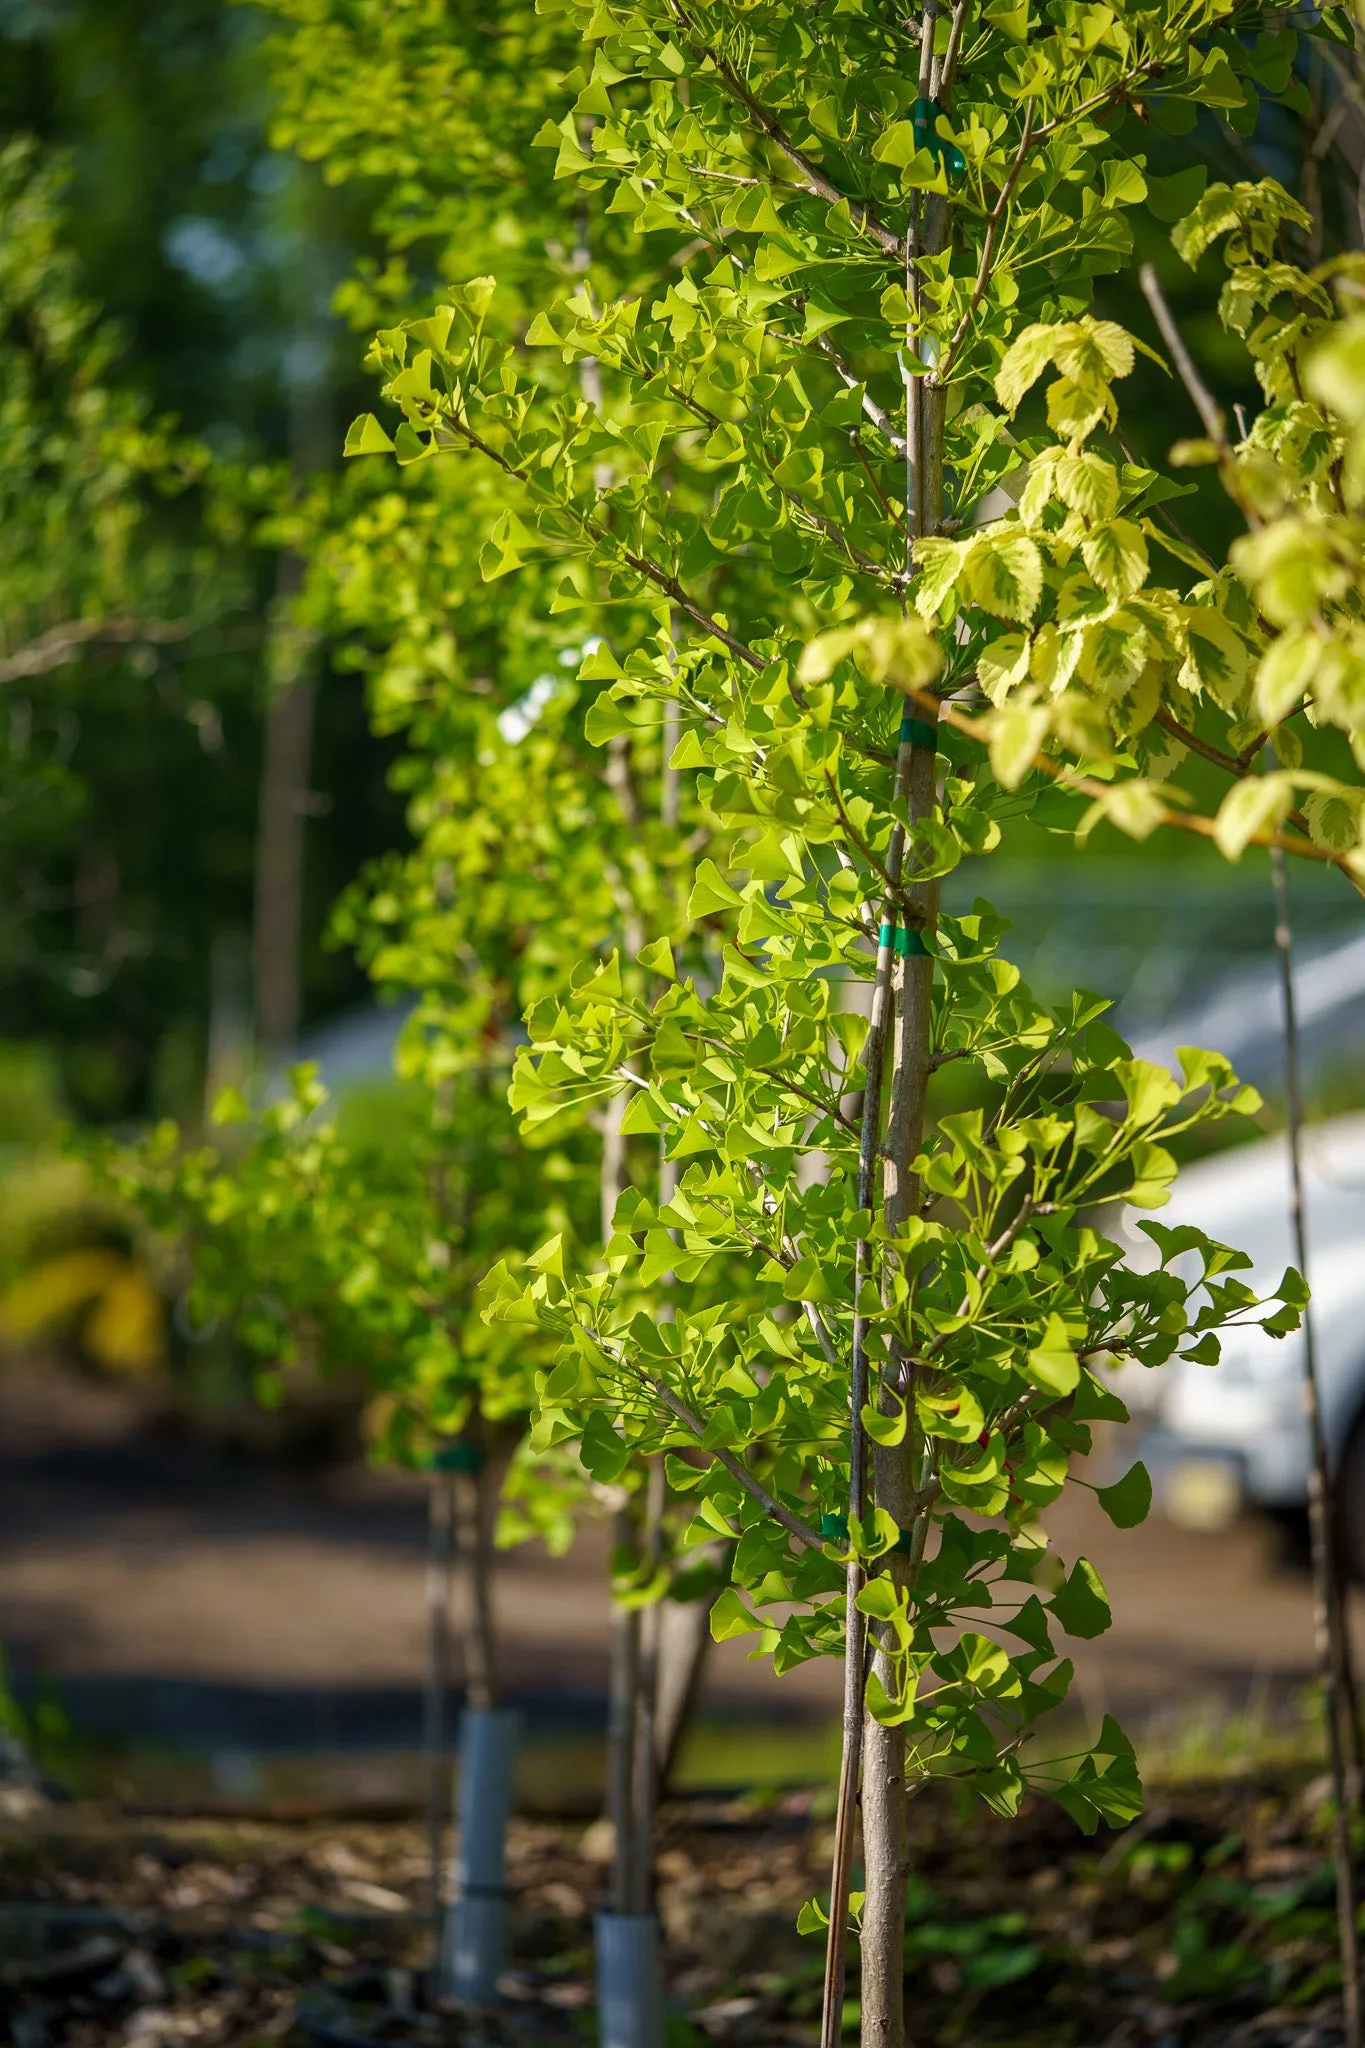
<box><xmin>878</xmin><ymin>921</ymin><xmax>931</xmax><ymax>958</ymax></box>
<box><xmin>821</xmin><ymin>1511</ymin><xmax>915</xmax><ymax>1554</ymax></box>
<box><xmin>434</xmin><ymin>1439</ymin><xmax>484</xmax><ymax>1474</ymax></box>
<box><xmin>899</xmin><ymin>713</ymin><xmax>938</xmax><ymax>750</ymax></box>
<box><xmin>912</xmin><ymin>96</ymin><xmax>965</xmax><ymax>174</ymax></box>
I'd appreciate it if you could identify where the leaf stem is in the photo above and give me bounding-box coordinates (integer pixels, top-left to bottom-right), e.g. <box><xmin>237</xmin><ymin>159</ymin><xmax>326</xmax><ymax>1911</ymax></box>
<box><xmin>939</xmin><ymin>100</ymin><xmax>1037</xmax><ymax>380</ymax></box>
<box><xmin>666</xmin><ymin>1</ymin><xmax>904</xmax><ymax>257</ymax></box>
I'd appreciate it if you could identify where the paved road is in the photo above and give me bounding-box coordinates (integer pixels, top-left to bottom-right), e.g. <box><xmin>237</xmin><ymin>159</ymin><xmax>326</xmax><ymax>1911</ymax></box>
<box><xmin>0</xmin><ymin>1362</ymin><xmax>1343</xmax><ymax>1777</ymax></box>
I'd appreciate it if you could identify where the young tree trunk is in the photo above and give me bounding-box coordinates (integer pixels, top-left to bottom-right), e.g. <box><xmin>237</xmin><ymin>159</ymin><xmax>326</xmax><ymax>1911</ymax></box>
<box><xmin>600</xmin><ymin>1485</ymin><xmax>665</xmax><ymax>2048</ymax></box>
<box><xmin>442</xmin><ymin>1445</ymin><xmax>518</xmax><ymax>2006</ymax></box>
<box><xmin>627</xmin><ymin>1459</ymin><xmax>665</xmax><ymax>1912</ymax></box>
<box><xmin>205</xmin><ymin>928</ymin><xmax>253</xmax><ymax>1116</ymax></box>
<box><xmin>461</xmin><ymin>1451</ymin><xmax>501</xmax><ymax>1713</ymax></box>
<box><xmin>424</xmin><ymin>1471</ymin><xmax>456</xmax><ymax>1939</ymax></box>
<box><xmin>608</xmin><ymin>1498</ymin><xmax>645</xmax><ymax>1913</ymax></box>
<box><xmin>254</xmin><ymin>561</ymin><xmax>317</xmax><ymax>1065</ymax></box>
<box><xmin>652</xmin><ymin>1584</ymin><xmax>715</xmax><ymax>1795</ymax></box>
<box><xmin>859</xmin><ymin>83</ymin><xmax>950</xmax><ymax>2041</ymax></box>
<box><xmin>859</xmin><ymin>721</ymin><xmax>941</xmax><ymax>2048</ymax></box>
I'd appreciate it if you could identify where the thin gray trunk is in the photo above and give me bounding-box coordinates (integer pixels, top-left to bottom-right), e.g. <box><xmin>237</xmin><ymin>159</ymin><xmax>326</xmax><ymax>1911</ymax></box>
<box><xmin>608</xmin><ymin>1500</ymin><xmax>644</xmax><ymax>1914</ymax></box>
<box><xmin>627</xmin><ymin>1457</ymin><xmax>666</xmax><ymax>1914</ymax></box>
<box><xmin>652</xmin><ymin>1593</ymin><xmax>712</xmax><ymax>1793</ymax></box>
<box><xmin>460</xmin><ymin>1455</ymin><xmax>501</xmax><ymax>1713</ymax></box>
<box><xmin>424</xmin><ymin>1472</ymin><xmax>457</xmax><ymax>1937</ymax></box>
<box><xmin>859</xmin><ymin>22</ymin><xmax>948</xmax><ymax>2036</ymax></box>
<box><xmin>253</xmin><ymin>639</ymin><xmax>315</xmax><ymax>1063</ymax></box>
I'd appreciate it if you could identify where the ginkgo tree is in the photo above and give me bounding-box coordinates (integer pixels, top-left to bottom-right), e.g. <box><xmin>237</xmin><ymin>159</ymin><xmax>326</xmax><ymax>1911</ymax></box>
<box><xmin>255</xmin><ymin>2</ymin><xmax>762</xmax><ymax>2015</ymax></box>
<box><xmin>337</xmin><ymin>0</ymin><xmax>1353</xmax><ymax>2040</ymax></box>
<box><xmin>90</xmin><ymin>1055</ymin><xmax>594</xmax><ymax>2000</ymax></box>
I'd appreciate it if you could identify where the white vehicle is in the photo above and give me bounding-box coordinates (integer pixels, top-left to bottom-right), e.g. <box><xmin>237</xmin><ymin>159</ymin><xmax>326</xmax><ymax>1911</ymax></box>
<box><xmin>1115</xmin><ymin>1112</ymin><xmax>1365</xmax><ymax>1573</ymax></box>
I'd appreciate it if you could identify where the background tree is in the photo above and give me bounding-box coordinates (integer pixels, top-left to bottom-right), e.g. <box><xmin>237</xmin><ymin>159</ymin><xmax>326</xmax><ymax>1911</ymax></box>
<box><xmin>0</xmin><ymin>0</ymin><xmax>403</xmax><ymax>1113</ymax></box>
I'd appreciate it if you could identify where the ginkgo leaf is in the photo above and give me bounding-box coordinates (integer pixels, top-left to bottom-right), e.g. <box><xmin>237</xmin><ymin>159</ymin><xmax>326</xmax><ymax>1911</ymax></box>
<box><xmin>343</xmin><ymin>413</ymin><xmax>395</xmax><ymax>457</ymax></box>
<box><xmin>687</xmin><ymin>859</ymin><xmax>744</xmax><ymax>917</ymax></box>
<box><xmin>1050</xmin><ymin>1558</ymin><xmax>1112</xmax><ymax>1638</ymax></box>
<box><xmin>1026</xmin><ymin>1312</ymin><xmax>1079</xmax><ymax>1396</ymax></box>
<box><xmin>1096</xmin><ymin>1462</ymin><xmax>1153</xmax><ymax>1528</ymax></box>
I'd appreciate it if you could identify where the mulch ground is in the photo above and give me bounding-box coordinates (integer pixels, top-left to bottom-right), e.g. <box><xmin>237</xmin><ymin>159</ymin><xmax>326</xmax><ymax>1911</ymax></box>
<box><xmin>0</xmin><ymin>1766</ymin><xmax>1357</xmax><ymax>2047</ymax></box>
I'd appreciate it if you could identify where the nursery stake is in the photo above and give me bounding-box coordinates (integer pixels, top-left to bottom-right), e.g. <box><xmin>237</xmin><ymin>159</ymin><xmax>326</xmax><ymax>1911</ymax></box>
<box><xmin>423</xmin><ymin>1470</ymin><xmax>456</xmax><ymax>1940</ymax></box>
<box><xmin>1271</xmin><ymin>841</ymin><xmax>1362</xmax><ymax>2048</ymax></box>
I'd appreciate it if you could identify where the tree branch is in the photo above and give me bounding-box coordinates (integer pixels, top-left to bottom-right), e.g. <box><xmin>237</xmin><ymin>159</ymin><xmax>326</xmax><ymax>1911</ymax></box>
<box><xmin>1031</xmin><ymin>62</ymin><xmax>1164</xmax><ymax>143</ymax></box>
<box><xmin>814</xmin><ymin>336</ymin><xmax>908</xmax><ymax>455</ymax></box>
<box><xmin>1138</xmin><ymin>264</ymin><xmax>1227</xmax><ymax>447</ymax></box>
<box><xmin>648</xmin><ymin>1376</ymin><xmax>825</xmax><ymax>1550</ymax></box>
<box><xmin>0</xmin><ymin>615</ymin><xmax>197</xmax><ymax>684</ymax></box>
<box><xmin>666</xmin><ymin>1</ymin><xmax>903</xmax><ymax>256</ymax></box>
<box><xmin>899</xmin><ymin>682</ymin><xmax>1365</xmax><ymax>890</ymax></box>
<box><xmin>664</xmin><ymin>381</ymin><xmax>907</xmax><ymax>591</ymax></box>
<box><xmin>940</xmin><ymin>101</ymin><xmax>1036</xmax><ymax>380</ymax></box>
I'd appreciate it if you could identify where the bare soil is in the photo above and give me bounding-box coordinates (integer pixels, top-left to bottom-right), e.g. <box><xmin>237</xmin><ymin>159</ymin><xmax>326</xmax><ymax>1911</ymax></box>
<box><xmin>0</xmin><ymin>1361</ymin><xmax>1345</xmax><ymax>1763</ymax></box>
<box><xmin>1</xmin><ymin>1769</ymin><xmax>1356</xmax><ymax>2048</ymax></box>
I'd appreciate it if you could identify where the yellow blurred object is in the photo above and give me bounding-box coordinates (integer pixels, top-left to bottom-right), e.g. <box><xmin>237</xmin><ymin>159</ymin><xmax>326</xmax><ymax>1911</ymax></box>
<box><xmin>0</xmin><ymin>1246</ymin><xmax>165</xmax><ymax>1374</ymax></box>
<box><xmin>1165</xmin><ymin>1456</ymin><xmax>1243</xmax><ymax>1534</ymax></box>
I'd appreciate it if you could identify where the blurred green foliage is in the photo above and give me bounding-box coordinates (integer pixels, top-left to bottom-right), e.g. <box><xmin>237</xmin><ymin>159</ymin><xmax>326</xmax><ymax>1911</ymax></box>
<box><xmin>0</xmin><ymin>0</ymin><xmax>1356</xmax><ymax>1142</ymax></box>
<box><xmin>0</xmin><ymin>0</ymin><xmax>406</xmax><ymax>1121</ymax></box>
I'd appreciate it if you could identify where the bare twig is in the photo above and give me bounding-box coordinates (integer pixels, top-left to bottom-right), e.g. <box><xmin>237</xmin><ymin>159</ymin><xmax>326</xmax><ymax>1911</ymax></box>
<box><xmin>894</xmin><ymin>679</ymin><xmax>1365</xmax><ymax>890</ymax></box>
<box><xmin>665</xmin><ymin>380</ymin><xmax>907</xmax><ymax>591</ymax></box>
<box><xmin>588</xmin><ymin>1318</ymin><xmax>823</xmax><ymax>1548</ymax></box>
<box><xmin>1032</xmin><ymin>62</ymin><xmax>1164</xmax><ymax>142</ymax></box>
<box><xmin>1151</xmin><ymin>708</ymin><xmax>1310</xmax><ymax>839</ymax></box>
<box><xmin>940</xmin><ymin>0</ymin><xmax>973</xmax><ymax>96</ymax></box>
<box><xmin>683</xmin><ymin>165</ymin><xmax>807</xmax><ymax>195</ymax></box>
<box><xmin>814</xmin><ymin>334</ymin><xmax>909</xmax><ymax>454</ymax></box>
<box><xmin>0</xmin><ymin>614</ymin><xmax>196</xmax><ymax>683</ymax></box>
<box><xmin>649</xmin><ymin>1377</ymin><xmax>824</xmax><ymax>1548</ymax></box>
<box><xmin>1138</xmin><ymin>265</ymin><xmax>1228</xmax><ymax>447</ymax></box>
<box><xmin>940</xmin><ymin>101</ymin><xmax>1037</xmax><ymax>378</ymax></box>
<box><xmin>852</xmin><ymin>431</ymin><xmax>897</xmax><ymax>521</ymax></box>
<box><xmin>451</xmin><ymin>403</ymin><xmax>768</xmax><ymax>669</ymax></box>
<box><xmin>666</xmin><ymin>1</ymin><xmax>903</xmax><ymax>256</ymax></box>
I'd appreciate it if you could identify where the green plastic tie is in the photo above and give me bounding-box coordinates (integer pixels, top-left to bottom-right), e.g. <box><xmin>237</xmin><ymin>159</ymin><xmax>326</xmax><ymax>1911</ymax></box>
<box><xmin>899</xmin><ymin>713</ymin><xmax>938</xmax><ymax>750</ymax></box>
<box><xmin>878</xmin><ymin>921</ymin><xmax>931</xmax><ymax>959</ymax></box>
<box><xmin>912</xmin><ymin>95</ymin><xmax>965</xmax><ymax>176</ymax></box>
<box><xmin>821</xmin><ymin>1511</ymin><xmax>914</xmax><ymax>1554</ymax></box>
<box><xmin>434</xmin><ymin>1439</ymin><xmax>484</xmax><ymax>1474</ymax></box>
